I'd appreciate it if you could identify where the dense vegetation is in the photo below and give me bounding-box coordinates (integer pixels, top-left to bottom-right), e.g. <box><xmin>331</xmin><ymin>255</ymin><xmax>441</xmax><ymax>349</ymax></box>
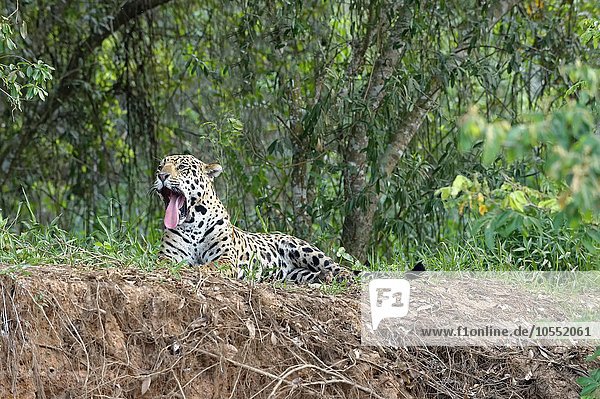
<box><xmin>0</xmin><ymin>0</ymin><xmax>598</xmax><ymax>269</ymax></box>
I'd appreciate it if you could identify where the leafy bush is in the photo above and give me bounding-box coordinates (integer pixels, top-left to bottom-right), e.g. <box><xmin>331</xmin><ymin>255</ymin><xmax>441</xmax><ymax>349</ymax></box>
<box><xmin>578</xmin><ymin>347</ymin><xmax>600</xmax><ymax>398</ymax></box>
<box><xmin>0</xmin><ymin>10</ymin><xmax>53</xmax><ymax>112</ymax></box>
<box><xmin>436</xmin><ymin>64</ymin><xmax>600</xmax><ymax>270</ymax></box>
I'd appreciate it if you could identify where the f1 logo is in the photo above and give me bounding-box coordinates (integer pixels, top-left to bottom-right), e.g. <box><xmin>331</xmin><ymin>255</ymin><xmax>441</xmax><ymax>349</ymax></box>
<box><xmin>369</xmin><ymin>279</ymin><xmax>411</xmax><ymax>330</ymax></box>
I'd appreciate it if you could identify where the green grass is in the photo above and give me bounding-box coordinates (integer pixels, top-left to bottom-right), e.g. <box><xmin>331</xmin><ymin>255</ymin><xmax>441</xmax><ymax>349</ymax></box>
<box><xmin>1</xmin><ymin>206</ymin><xmax>598</xmax><ymax>278</ymax></box>
<box><xmin>0</xmin><ymin>212</ymin><xmax>164</xmax><ymax>273</ymax></box>
<box><xmin>416</xmin><ymin>232</ymin><xmax>599</xmax><ymax>271</ymax></box>
<box><xmin>414</xmin><ymin>240</ymin><xmax>598</xmax><ymax>272</ymax></box>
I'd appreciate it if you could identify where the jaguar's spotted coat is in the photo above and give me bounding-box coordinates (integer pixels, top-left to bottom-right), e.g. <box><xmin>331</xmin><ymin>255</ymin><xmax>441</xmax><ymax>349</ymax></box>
<box><xmin>155</xmin><ymin>154</ymin><xmax>350</xmax><ymax>283</ymax></box>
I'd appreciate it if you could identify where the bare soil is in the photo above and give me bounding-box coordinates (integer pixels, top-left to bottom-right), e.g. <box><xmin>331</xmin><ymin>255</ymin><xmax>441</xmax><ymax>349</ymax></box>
<box><xmin>0</xmin><ymin>265</ymin><xmax>596</xmax><ymax>398</ymax></box>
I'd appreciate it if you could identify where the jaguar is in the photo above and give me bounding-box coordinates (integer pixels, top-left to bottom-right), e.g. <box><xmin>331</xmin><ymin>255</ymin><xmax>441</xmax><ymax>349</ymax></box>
<box><xmin>154</xmin><ymin>154</ymin><xmax>351</xmax><ymax>283</ymax></box>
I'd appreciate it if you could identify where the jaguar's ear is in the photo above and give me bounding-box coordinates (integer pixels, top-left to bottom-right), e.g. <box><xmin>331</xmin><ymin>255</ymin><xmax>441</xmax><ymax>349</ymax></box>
<box><xmin>205</xmin><ymin>163</ymin><xmax>223</xmax><ymax>180</ymax></box>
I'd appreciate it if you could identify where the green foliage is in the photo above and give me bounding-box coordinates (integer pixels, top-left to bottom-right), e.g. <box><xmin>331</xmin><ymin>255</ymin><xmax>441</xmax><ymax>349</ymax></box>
<box><xmin>460</xmin><ymin>65</ymin><xmax>600</xmax><ymax>225</ymax></box>
<box><xmin>335</xmin><ymin>246</ymin><xmax>365</xmax><ymax>270</ymax></box>
<box><xmin>436</xmin><ymin>183</ymin><xmax>598</xmax><ymax>269</ymax></box>
<box><xmin>1</xmin><ymin>0</ymin><xmax>599</xmax><ymax>265</ymax></box>
<box><xmin>578</xmin><ymin>347</ymin><xmax>600</xmax><ymax>398</ymax></box>
<box><xmin>0</xmin><ymin>10</ymin><xmax>53</xmax><ymax>112</ymax></box>
<box><xmin>580</xmin><ymin>18</ymin><xmax>600</xmax><ymax>48</ymax></box>
<box><xmin>0</xmin><ymin>207</ymin><xmax>162</xmax><ymax>271</ymax></box>
<box><xmin>438</xmin><ymin>64</ymin><xmax>600</xmax><ymax>270</ymax></box>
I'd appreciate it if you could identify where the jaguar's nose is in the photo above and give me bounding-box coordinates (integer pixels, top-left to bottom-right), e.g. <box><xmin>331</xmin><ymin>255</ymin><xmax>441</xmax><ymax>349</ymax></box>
<box><xmin>158</xmin><ymin>172</ymin><xmax>169</xmax><ymax>182</ymax></box>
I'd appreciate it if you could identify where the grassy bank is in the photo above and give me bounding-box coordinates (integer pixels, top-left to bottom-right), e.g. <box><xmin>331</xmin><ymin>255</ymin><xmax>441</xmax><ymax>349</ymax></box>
<box><xmin>2</xmin><ymin>211</ymin><xmax>597</xmax><ymax>275</ymax></box>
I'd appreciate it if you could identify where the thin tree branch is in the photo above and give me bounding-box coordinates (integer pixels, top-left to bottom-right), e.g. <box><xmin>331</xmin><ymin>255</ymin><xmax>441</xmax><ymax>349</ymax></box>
<box><xmin>382</xmin><ymin>89</ymin><xmax>441</xmax><ymax>177</ymax></box>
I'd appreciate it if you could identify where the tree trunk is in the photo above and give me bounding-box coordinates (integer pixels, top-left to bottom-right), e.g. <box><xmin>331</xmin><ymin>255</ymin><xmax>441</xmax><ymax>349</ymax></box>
<box><xmin>340</xmin><ymin>2</ymin><xmax>411</xmax><ymax>261</ymax></box>
<box><xmin>341</xmin><ymin>0</ymin><xmax>519</xmax><ymax>262</ymax></box>
<box><xmin>285</xmin><ymin>67</ymin><xmax>314</xmax><ymax>237</ymax></box>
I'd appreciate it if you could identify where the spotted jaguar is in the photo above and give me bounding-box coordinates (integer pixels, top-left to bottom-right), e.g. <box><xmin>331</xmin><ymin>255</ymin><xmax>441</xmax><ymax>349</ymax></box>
<box><xmin>154</xmin><ymin>154</ymin><xmax>351</xmax><ymax>283</ymax></box>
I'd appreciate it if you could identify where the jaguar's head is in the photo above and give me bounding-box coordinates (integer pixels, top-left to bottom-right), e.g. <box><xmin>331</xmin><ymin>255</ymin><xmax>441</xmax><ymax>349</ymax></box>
<box><xmin>154</xmin><ymin>154</ymin><xmax>222</xmax><ymax>229</ymax></box>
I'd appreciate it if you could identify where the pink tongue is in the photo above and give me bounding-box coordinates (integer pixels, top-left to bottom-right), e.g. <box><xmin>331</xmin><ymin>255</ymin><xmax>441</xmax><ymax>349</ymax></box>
<box><xmin>164</xmin><ymin>193</ymin><xmax>184</xmax><ymax>229</ymax></box>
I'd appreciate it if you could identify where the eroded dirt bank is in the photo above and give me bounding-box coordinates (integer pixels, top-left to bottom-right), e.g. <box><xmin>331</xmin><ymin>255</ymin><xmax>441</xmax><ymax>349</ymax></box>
<box><xmin>0</xmin><ymin>265</ymin><xmax>595</xmax><ymax>398</ymax></box>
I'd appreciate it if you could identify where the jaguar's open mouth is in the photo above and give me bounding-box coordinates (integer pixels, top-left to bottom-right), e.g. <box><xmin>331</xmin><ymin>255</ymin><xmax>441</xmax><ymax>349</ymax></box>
<box><xmin>159</xmin><ymin>187</ymin><xmax>188</xmax><ymax>229</ymax></box>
